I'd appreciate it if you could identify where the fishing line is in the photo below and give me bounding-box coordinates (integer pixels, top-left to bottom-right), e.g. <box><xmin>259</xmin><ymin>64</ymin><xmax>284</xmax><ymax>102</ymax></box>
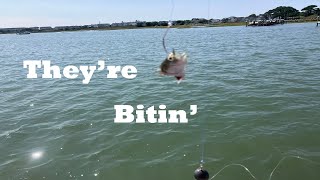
<box><xmin>207</xmin><ymin>0</ymin><xmax>211</xmax><ymax>20</ymax></box>
<box><xmin>207</xmin><ymin>155</ymin><xmax>320</xmax><ymax>180</ymax></box>
<box><xmin>198</xmin><ymin>0</ymin><xmax>212</xmax><ymax>169</ymax></box>
<box><xmin>199</xmin><ymin>131</ymin><xmax>205</xmax><ymax>167</ymax></box>
<box><xmin>209</xmin><ymin>163</ymin><xmax>257</xmax><ymax>180</ymax></box>
<box><xmin>162</xmin><ymin>0</ymin><xmax>175</xmax><ymax>54</ymax></box>
<box><xmin>268</xmin><ymin>155</ymin><xmax>320</xmax><ymax>180</ymax></box>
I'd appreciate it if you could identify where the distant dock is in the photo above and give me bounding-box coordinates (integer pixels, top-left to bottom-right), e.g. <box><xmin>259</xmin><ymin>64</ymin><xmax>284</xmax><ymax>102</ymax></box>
<box><xmin>247</xmin><ymin>19</ymin><xmax>285</xmax><ymax>27</ymax></box>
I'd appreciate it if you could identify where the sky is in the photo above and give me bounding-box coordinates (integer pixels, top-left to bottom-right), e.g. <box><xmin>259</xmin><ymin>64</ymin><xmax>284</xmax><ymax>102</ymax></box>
<box><xmin>0</xmin><ymin>0</ymin><xmax>319</xmax><ymax>28</ymax></box>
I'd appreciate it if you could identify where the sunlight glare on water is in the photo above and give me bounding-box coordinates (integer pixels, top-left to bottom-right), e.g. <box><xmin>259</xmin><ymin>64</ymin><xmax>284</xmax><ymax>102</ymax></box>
<box><xmin>31</xmin><ymin>151</ymin><xmax>43</xmax><ymax>159</ymax></box>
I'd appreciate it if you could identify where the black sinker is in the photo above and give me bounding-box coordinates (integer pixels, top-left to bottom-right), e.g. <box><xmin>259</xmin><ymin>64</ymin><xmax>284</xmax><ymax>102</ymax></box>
<box><xmin>194</xmin><ymin>168</ymin><xmax>209</xmax><ymax>180</ymax></box>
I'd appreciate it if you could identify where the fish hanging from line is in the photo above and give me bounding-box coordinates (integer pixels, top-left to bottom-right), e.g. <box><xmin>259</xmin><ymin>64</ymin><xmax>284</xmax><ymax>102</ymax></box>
<box><xmin>159</xmin><ymin>49</ymin><xmax>187</xmax><ymax>83</ymax></box>
<box><xmin>159</xmin><ymin>6</ymin><xmax>188</xmax><ymax>84</ymax></box>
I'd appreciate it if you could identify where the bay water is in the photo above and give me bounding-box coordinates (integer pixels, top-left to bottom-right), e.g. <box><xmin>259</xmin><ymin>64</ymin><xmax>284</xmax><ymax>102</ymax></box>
<box><xmin>1</xmin><ymin>22</ymin><xmax>320</xmax><ymax>180</ymax></box>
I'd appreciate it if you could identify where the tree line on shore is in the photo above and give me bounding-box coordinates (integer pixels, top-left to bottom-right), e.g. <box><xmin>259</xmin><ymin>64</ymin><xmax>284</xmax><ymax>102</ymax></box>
<box><xmin>165</xmin><ymin>4</ymin><xmax>320</xmax><ymax>26</ymax></box>
<box><xmin>253</xmin><ymin>5</ymin><xmax>320</xmax><ymax>20</ymax></box>
<box><xmin>136</xmin><ymin>5</ymin><xmax>320</xmax><ymax>27</ymax></box>
<box><xmin>204</xmin><ymin>5</ymin><xmax>319</xmax><ymax>24</ymax></box>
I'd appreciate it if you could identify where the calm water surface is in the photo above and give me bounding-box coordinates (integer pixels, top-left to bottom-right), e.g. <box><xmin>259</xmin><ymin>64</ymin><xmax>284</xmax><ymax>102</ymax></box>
<box><xmin>1</xmin><ymin>23</ymin><xmax>320</xmax><ymax>180</ymax></box>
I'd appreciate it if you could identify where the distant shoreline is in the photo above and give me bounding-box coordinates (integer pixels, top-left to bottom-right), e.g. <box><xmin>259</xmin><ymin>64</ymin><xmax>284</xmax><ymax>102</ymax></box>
<box><xmin>0</xmin><ymin>22</ymin><xmax>248</xmax><ymax>35</ymax></box>
<box><xmin>2</xmin><ymin>4</ymin><xmax>319</xmax><ymax>35</ymax></box>
<box><xmin>0</xmin><ymin>20</ymin><xmax>318</xmax><ymax>35</ymax></box>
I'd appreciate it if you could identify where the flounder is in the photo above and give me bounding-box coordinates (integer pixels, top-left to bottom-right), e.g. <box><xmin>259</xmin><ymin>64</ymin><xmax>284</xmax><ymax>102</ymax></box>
<box><xmin>160</xmin><ymin>50</ymin><xmax>187</xmax><ymax>83</ymax></box>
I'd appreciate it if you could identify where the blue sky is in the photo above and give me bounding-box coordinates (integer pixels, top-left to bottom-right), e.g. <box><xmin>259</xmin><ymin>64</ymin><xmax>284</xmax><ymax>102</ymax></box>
<box><xmin>0</xmin><ymin>0</ymin><xmax>319</xmax><ymax>28</ymax></box>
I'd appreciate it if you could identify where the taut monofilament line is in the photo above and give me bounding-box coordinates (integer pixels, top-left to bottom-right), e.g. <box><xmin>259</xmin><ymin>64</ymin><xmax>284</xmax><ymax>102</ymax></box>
<box><xmin>162</xmin><ymin>0</ymin><xmax>175</xmax><ymax>54</ymax></box>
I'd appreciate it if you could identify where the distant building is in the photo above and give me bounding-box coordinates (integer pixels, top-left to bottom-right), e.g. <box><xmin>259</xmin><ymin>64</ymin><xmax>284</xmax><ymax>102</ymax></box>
<box><xmin>210</xmin><ymin>19</ymin><xmax>221</xmax><ymax>23</ymax></box>
<box><xmin>135</xmin><ymin>21</ymin><xmax>147</xmax><ymax>27</ymax></box>
<box><xmin>111</xmin><ymin>21</ymin><xmax>139</xmax><ymax>27</ymax></box>
<box><xmin>257</xmin><ymin>14</ymin><xmax>266</xmax><ymax>21</ymax></box>
<box><xmin>69</xmin><ymin>26</ymin><xmax>82</xmax><ymax>30</ymax></box>
<box><xmin>54</xmin><ymin>26</ymin><xmax>69</xmax><ymax>31</ymax></box>
<box><xmin>111</xmin><ymin>21</ymin><xmax>122</xmax><ymax>27</ymax></box>
<box><xmin>26</xmin><ymin>27</ymin><xmax>40</xmax><ymax>33</ymax></box>
<box><xmin>52</xmin><ymin>26</ymin><xmax>81</xmax><ymax>31</ymax></box>
<box><xmin>228</xmin><ymin>16</ymin><xmax>238</xmax><ymax>23</ymax></box>
<box><xmin>91</xmin><ymin>24</ymin><xmax>99</xmax><ymax>28</ymax></box>
<box><xmin>126</xmin><ymin>22</ymin><xmax>138</xmax><ymax>26</ymax></box>
<box><xmin>98</xmin><ymin>23</ymin><xmax>111</xmax><ymax>28</ymax></box>
<box><xmin>40</xmin><ymin>26</ymin><xmax>53</xmax><ymax>31</ymax></box>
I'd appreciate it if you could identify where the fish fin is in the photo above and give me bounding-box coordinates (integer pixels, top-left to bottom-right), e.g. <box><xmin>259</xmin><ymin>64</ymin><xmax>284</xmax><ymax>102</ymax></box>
<box><xmin>181</xmin><ymin>53</ymin><xmax>187</xmax><ymax>61</ymax></box>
